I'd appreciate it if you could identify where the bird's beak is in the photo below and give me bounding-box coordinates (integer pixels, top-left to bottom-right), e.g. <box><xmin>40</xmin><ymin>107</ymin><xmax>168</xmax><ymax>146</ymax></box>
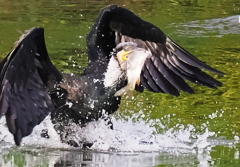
<box><xmin>117</xmin><ymin>50</ymin><xmax>133</xmax><ymax>63</ymax></box>
<box><xmin>121</xmin><ymin>50</ymin><xmax>133</xmax><ymax>61</ymax></box>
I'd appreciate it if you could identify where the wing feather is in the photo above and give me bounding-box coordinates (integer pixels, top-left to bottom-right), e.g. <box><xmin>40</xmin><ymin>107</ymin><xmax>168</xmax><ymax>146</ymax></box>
<box><xmin>141</xmin><ymin>64</ymin><xmax>164</xmax><ymax>93</ymax></box>
<box><xmin>87</xmin><ymin>5</ymin><xmax>223</xmax><ymax>96</ymax></box>
<box><xmin>0</xmin><ymin>27</ymin><xmax>62</xmax><ymax>145</ymax></box>
<box><xmin>151</xmin><ymin>56</ymin><xmax>194</xmax><ymax>94</ymax></box>
<box><xmin>144</xmin><ymin>58</ymin><xmax>180</xmax><ymax>96</ymax></box>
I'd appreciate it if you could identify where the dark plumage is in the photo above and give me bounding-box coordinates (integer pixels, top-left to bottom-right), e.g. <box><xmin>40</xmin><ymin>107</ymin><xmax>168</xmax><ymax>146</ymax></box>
<box><xmin>0</xmin><ymin>5</ymin><xmax>223</xmax><ymax>146</ymax></box>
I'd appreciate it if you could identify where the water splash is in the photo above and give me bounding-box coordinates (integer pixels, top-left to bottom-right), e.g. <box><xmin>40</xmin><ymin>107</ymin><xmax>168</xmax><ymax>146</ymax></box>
<box><xmin>0</xmin><ymin>116</ymin><xmax>72</xmax><ymax>150</ymax></box>
<box><xmin>0</xmin><ymin>112</ymin><xmax>233</xmax><ymax>154</ymax></box>
<box><xmin>1</xmin><ymin>112</ymin><xmax>240</xmax><ymax>167</ymax></box>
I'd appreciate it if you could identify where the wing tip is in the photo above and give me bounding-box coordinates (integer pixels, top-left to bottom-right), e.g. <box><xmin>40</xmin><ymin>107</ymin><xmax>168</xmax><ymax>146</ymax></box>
<box><xmin>167</xmin><ymin>37</ymin><xmax>224</xmax><ymax>75</ymax></box>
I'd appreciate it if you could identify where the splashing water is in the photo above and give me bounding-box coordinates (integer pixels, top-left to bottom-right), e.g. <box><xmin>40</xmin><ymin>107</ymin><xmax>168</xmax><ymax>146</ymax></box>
<box><xmin>0</xmin><ymin>111</ymin><xmax>234</xmax><ymax>154</ymax></box>
<box><xmin>1</xmin><ymin>111</ymin><xmax>240</xmax><ymax>167</ymax></box>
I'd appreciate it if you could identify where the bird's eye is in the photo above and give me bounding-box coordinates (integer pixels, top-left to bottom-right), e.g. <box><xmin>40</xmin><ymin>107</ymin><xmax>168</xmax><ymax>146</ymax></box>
<box><xmin>123</xmin><ymin>46</ymin><xmax>128</xmax><ymax>51</ymax></box>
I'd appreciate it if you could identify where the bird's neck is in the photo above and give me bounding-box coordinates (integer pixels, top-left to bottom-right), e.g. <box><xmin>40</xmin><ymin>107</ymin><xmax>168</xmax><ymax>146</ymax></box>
<box><xmin>103</xmin><ymin>55</ymin><xmax>126</xmax><ymax>89</ymax></box>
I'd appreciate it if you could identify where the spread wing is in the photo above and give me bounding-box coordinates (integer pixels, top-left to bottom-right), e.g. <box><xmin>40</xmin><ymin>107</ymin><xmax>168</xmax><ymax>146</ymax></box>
<box><xmin>87</xmin><ymin>5</ymin><xmax>223</xmax><ymax>96</ymax></box>
<box><xmin>0</xmin><ymin>27</ymin><xmax>62</xmax><ymax>145</ymax></box>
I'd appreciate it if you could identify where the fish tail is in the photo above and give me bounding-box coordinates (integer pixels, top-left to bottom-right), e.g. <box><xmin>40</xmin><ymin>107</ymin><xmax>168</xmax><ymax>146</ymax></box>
<box><xmin>114</xmin><ymin>84</ymin><xmax>134</xmax><ymax>97</ymax></box>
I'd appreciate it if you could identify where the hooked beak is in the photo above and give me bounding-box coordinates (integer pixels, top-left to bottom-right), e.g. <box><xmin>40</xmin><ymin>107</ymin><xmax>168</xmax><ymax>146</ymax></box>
<box><xmin>121</xmin><ymin>50</ymin><xmax>133</xmax><ymax>61</ymax></box>
<box><xmin>116</xmin><ymin>50</ymin><xmax>133</xmax><ymax>63</ymax></box>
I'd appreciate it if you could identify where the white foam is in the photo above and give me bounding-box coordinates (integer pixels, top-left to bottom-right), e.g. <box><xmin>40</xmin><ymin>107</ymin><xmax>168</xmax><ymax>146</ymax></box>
<box><xmin>0</xmin><ymin>115</ymin><xmax>71</xmax><ymax>149</ymax></box>
<box><xmin>0</xmin><ymin>112</ymin><xmax>238</xmax><ymax>154</ymax></box>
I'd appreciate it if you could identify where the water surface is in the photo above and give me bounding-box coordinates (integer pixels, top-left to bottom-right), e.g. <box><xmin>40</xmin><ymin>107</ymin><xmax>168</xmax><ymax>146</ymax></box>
<box><xmin>0</xmin><ymin>0</ymin><xmax>240</xmax><ymax>166</ymax></box>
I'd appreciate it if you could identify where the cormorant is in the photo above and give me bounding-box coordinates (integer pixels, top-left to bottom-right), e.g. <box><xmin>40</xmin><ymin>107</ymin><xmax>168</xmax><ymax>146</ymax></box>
<box><xmin>0</xmin><ymin>5</ymin><xmax>223</xmax><ymax>146</ymax></box>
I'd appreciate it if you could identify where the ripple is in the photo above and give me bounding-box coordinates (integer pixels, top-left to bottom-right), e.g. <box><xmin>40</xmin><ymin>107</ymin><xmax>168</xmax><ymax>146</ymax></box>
<box><xmin>169</xmin><ymin>15</ymin><xmax>240</xmax><ymax>38</ymax></box>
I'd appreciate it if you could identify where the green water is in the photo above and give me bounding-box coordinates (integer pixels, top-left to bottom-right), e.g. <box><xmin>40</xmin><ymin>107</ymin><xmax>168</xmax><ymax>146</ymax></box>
<box><xmin>0</xmin><ymin>0</ymin><xmax>240</xmax><ymax>166</ymax></box>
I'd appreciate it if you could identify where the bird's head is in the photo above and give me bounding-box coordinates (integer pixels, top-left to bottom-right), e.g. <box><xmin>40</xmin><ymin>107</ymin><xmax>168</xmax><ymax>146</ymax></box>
<box><xmin>113</xmin><ymin>42</ymin><xmax>148</xmax><ymax>70</ymax></box>
<box><xmin>104</xmin><ymin>42</ymin><xmax>151</xmax><ymax>97</ymax></box>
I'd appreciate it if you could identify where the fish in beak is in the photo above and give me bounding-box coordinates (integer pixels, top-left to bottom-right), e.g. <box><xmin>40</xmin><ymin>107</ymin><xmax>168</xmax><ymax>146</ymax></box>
<box><xmin>114</xmin><ymin>45</ymin><xmax>151</xmax><ymax>97</ymax></box>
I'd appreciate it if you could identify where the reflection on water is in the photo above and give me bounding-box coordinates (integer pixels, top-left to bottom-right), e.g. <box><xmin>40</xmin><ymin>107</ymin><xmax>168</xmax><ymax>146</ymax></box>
<box><xmin>0</xmin><ymin>148</ymin><xmax>203</xmax><ymax>167</ymax></box>
<box><xmin>1</xmin><ymin>144</ymin><xmax>240</xmax><ymax>166</ymax></box>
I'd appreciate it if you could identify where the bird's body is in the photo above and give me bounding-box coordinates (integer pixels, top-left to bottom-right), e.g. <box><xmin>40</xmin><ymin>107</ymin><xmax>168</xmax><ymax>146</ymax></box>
<box><xmin>0</xmin><ymin>5</ymin><xmax>223</xmax><ymax>146</ymax></box>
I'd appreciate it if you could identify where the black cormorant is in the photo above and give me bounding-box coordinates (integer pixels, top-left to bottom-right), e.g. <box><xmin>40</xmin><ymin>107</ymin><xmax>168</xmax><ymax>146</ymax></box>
<box><xmin>0</xmin><ymin>5</ymin><xmax>223</xmax><ymax>146</ymax></box>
